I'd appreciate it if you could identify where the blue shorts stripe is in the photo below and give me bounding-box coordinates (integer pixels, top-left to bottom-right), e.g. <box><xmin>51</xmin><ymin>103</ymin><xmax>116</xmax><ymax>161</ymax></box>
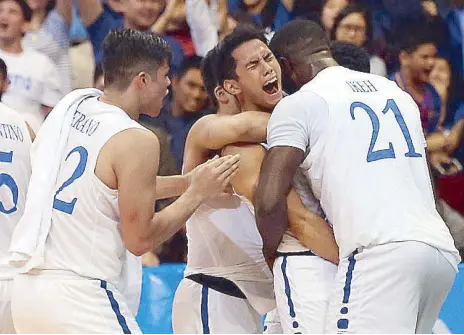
<box><xmin>201</xmin><ymin>285</ymin><xmax>210</xmax><ymax>334</ymax></box>
<box><xmin>281</xmin><ymin>256</ymin><xmax>300</xmax><ymax>332</ymax></box>
<box><xmin>342</xmin><ymin>250</ymin><xmax>358</xmax><ymax>304</ymax></box>
<box><xmin>100</xmin><ymin>280</ymin><xmax>131</xmax><ymax>334</ymax></box>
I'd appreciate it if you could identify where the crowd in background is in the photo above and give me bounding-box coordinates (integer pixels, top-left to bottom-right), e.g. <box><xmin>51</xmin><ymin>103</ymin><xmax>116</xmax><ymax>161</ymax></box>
<box><xmin>1</xmin><ymin>0</ymin><xmax>463</xmax><ymax>264</ymax></box>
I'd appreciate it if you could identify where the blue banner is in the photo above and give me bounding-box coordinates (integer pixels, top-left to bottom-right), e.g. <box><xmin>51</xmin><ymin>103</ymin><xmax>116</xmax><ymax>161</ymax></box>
<box><xmin>136</xmin><ymin>263</ymin><xmax>464</xmax><ymax>334</ymax></box>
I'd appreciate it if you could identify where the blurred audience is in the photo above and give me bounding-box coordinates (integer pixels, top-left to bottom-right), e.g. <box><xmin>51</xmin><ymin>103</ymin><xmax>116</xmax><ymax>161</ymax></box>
<box><xmin>0</xmin><ymin>0</ymin><xmax>62</xmax><ymax>132</ymax></box>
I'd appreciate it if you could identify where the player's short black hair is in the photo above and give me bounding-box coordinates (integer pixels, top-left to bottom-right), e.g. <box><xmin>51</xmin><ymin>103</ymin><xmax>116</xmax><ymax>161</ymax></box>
<box><xmin>330</xmin><ymin>41</ymin><xmax>371</xmax><ymax>73</ymax></box>
<box><xmin>0</xmin><ymin>58</ymin><xmax>7</xmax><ymax>80</ymax></box>
<box><xmin>175</xmin><ymin>55</ymin><xmax>203</xmax><ymax>79</ymax></box>
<box><xmin>269</xmin><ymin>19</ymin><xmax>330</xmax><ymax>62</ymax></box>
<box><xmin>93</xmin><ymin>63</ymin><xmax>103</xmax><ymax>85</ymax></box>
<box><xmin>102</xmin><ymin>29</ymin><xmax>172</xmax><ymax>90</ymax></box>
<box><xmin>216</xmin><ymin>25</ymin><xmax>267</xmax><ymax>86</ymax></box>
<box><xmin>201</xmin><ymin>47</ymin><xmax>219</xmax><ymax>105</ymax></box>
<box><xmin>396</xmin><ymin>22</ymin><xmax>436</xmax><ymax>53</ymax></box>
<box><xmin>0</xmin><ymin>0</ymin><xmax>32</xmax><ymax>22</ymax></box>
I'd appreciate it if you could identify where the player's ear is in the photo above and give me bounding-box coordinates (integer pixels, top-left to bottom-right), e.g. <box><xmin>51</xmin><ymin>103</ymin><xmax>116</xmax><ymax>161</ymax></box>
<box><xmin>223</xmin><ymin>79</ymin><xmax>241</xmax><ymax>96</ymax></box>
<box><xmin>279</xmin><ymin>57</ymin><xmax>292</xmax><ymax>77</ymax></box>
<box><xmin>133</xmin><ymin>72</ymin><xmax>147</xmax><ymax>89</ymax></box>
<box><xmin>214</xmin><ymin>86</ymin><xmax>228</xmax><ymax>104</ymax></box>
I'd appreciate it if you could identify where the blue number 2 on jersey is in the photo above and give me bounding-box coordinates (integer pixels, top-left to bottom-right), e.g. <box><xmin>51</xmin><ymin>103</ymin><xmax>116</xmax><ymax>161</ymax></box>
<box><xmin>53</xmin><ymin>146</ymin><xmax>88</xmax><ymax>215</ymax></box>
<box><xmin>350</xmin><ymin>99</ymin><xmax>422</xmax><ymax>163</ymax></box>
<box><xmin>0</xmin><ymin>150</ymin><xmax>18</xmax><ymax>214</ymax></box>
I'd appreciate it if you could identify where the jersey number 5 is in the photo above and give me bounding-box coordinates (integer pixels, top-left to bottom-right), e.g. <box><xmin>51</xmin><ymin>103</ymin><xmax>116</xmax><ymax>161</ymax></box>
<box><xmin>53</xmin><ymin>146</ymin><xmax>88</xmax><ymax>215</ymax></box>
<box><xmin>0</xmin><ymin>150</ymin><xmax>18</xmax><ymax>214</ymax></box>
<box><xmin>350</xmin><ymin>99</ymin><xmax>422</xmax><ymax>163</ymax></box>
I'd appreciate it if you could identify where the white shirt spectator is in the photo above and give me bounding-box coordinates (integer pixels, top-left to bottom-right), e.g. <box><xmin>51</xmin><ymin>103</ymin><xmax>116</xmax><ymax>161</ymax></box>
<box><xmin>23</xmin><ymin>9</ymin><xmax>72</xmax><ymax>93</ymax></box>
<box><xmin>0</xmin><ymin>49</ymin><xmax>62</xmax><ymax>132</ymax></box>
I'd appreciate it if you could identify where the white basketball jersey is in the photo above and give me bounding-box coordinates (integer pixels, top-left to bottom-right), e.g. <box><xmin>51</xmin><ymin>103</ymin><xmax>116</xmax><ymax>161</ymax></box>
<box><xmin>39</xmin><ymin>97</ymin><xmax>147</xmax><ymax>284</ymax></box>
<box><xmin>185</xmin><ymin>195</ymin><xmax>275</xmax><ymax>315</ymax></box>
<box><xmin>267</xmin><ymin>66</ymin><xmax>460</xmax><ymax>268</ymax></box>
<box><xmin>0</xmin><ymin>103</ymin><xmax>32</xmax><ymax>279</ymax></box>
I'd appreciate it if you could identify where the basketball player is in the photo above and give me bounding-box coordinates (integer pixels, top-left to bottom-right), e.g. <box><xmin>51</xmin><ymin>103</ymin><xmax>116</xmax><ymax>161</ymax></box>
<box><xmin>255</xmin><ymin>20</ymin><xmax>461</xmax><ymax>333</ymax></box>
<box><xmin>173</xmin><ymin>27</ymin><xmax>339</xmax><ymax>334</ymax></box>
<box><xmin>10</xmin><ymin>29</ymin><xmax>240</xmax><ymax>334</ymax></box>
<box><xmin>0</xmin><ymin>58</ymin><xmax>34</xmax><ymax>334</ymax></box>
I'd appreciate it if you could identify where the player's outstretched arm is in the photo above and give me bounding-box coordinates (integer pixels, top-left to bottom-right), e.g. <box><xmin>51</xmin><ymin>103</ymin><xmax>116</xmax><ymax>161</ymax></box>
<box><xmin>224</xmin><ymin>144</ymin><xmax>338</xmax><ymax>265</ymax></box>
<box><xmin>155</xmin><ymin>175</ymin><xmax>189</xmax><ymax>200</ymax></box>
<box><xmin>113</xmin><ymin>130</ymin><xmax>240</xmax><ymax>256</ymax></box>
<box><xmin>254</xmin><ymin>146</ymin><xmax>305</xmax><ymax>267</ymax></box>
<box><xmin>183</xmin><ymin>112</ymin><xmax>270</xmax><ymax>173</ymax></box>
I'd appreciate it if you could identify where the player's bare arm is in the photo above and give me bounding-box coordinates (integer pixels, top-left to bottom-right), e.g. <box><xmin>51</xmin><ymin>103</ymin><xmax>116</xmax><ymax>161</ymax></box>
<box><xmin>254</xmin><ymin>146</ymin><xmax>305</xmax><ymax>266</ymax></box>
<box><xmin>223</xmin><ymin>144</ymin><xmax>338</xmax><ymax>265</ymax></box>
<box><xmin>155</xmin><ymin>175</ymin><xmax>189</xmax><ymax>200</ymax></box>
<box><xmin>25</xmin><ymin>122</ymin><xmax>35</xmax><ymax>142</ymax></box>
<box><xmin>100</xmin><ymin>129</ymin><xmax>240</xmax><ymax>256</ymax></box>
<box><xmin>183</xmin><ymin>111</ymin><xmax>270</xmax><ymax>173</ymax></box>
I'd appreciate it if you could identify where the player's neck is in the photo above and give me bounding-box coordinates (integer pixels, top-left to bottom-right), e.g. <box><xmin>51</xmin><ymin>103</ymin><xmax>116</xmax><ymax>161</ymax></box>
<box><xmin>99</xmin><ymin>90</ymin><xmax>141</xmax><ymax>120</ymax></box>
<box><xmin>310</xmin><ymin>58</ymin><xmax>338</xmax><ymax>79</ymax></box>
<box><xmin>0</xmin><ymin>37</ymin><xmax>22</xmax><ymax>54</ymax></box>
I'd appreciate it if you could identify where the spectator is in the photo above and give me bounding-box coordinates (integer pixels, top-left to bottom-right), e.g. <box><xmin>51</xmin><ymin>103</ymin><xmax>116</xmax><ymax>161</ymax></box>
<box><xmin>390</xmin><ymin>24</ymin><xmax>441</xmax><ymax>138</ymax></box>
<box><xmin>330</xmin><ymin>3</ymin><xmax>387</xmax><ymax>76</ymax></box>
<box><xmin>320</xmin><ymin>0</ymin><xmax>348</xmax><ymax>32</ymax></box>
<box><xmin>0</xmin><ymin>57</ymin><xmax>8</xmax><ymax>100</ymax></box>
<box><xmin>0</xmin><ymin>0</ymin><xmax>62</xmax><ymax>132</ymax></box>
<box><xmin>76</xmin><ymin>0</ymin><xmax>184</xmax><ymax>74</ymax></box>
<box><xmin>186</xmin><ymin>0</ymin><xmax>238</xmax><ymax>56</ymax></box>
<box><xmin>443</xmin><ymin>0</ymin><xmax>464</xmax><ymax>82</ymax></box>
<box><xmin>227</xmin><ymin>0</ymin><xmax>296</xmax><ymax>37</ymax></box>
<box><xmin>142</xmin><ymin>56</ymin><xmax>210</xmax><ymax>172</ymax></box>
<box><xmin>23</xmin><ymin>0</ymin><xmax>72</xmax><ymax>93</ymax></box>
<box><xmin>153</xmin><ymin>0</ymin><xmax>196</xmax><ymax>56</ymax></box>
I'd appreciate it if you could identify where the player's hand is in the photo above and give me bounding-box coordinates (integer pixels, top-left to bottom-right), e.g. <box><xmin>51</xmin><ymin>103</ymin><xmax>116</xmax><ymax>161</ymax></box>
<box><xmin>188</xmin><ymin>154</ymin><xmax>240</xmax><ymax>200</ymax></box>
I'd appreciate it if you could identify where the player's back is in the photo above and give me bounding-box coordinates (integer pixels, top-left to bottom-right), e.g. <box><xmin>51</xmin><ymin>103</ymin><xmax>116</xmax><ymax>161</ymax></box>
<box><xmin>0</xmin><ymin>103</ymin><xmax>32</xmax><ymax>279</ymax></box>
<box><xmin>41</xmin><ymin>97</ymin><xmax>146</xmax><ymax>284</ymax></box>
<box><xmin>298</xmin><ymin>66</ymin><xmax>459</xmax><ymax>266</ymax></box>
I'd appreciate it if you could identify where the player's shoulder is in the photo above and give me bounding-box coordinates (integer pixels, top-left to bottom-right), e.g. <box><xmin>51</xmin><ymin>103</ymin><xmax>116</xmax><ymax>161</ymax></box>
<box><xmin>0</xmin><ymin>102</ymin><xmax>26</xmax><ymax>124</ymax></box>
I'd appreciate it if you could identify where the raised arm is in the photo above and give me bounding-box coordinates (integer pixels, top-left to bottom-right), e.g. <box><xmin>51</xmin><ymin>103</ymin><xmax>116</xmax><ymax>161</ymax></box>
<box><xmin>55</xmin><ymin>0</ymin><xmax>73</xmax><ymax>25</ymax></box>
<box><xmin>223</xmin><ymin>144</ymin><xmax>338</xmax><ymax>265</ymax></box>
<box><xmin>111</xmin><ymin>129</ymin><xmax>240</xmax><ymax>256</ymax></box>
<box><xmin>75</xmin><ymin>0</ymin><xmax>103</xmax><ymax>27</ymax></box>
<box><xmin>183</xmin><ymin>112</ymin><xmax>270</xmax><ymax>173</ymax></box>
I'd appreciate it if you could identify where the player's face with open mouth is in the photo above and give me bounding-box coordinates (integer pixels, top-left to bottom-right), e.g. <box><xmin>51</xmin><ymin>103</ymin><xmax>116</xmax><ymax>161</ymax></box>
<box><xmin>233</xmin><ymin>39</ymin><xmax>283</xmax><ymax>110</ymax></box>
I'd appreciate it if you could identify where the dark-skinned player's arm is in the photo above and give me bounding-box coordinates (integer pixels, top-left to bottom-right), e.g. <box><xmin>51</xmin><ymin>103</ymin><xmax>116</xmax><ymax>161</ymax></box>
<box><xmin>254</xmin><ymin>93</ymin><xmax>331</xmax><ymax>266</ymax></box>
<box><xmin>183</xmin><ymin>112</ymin><xmax>270</xmax><ymax>173</ymax></box>
<box><xmin>223</xmin><ymin>144</ymin><xmax>338</xmax><ymax>267</ymax></box>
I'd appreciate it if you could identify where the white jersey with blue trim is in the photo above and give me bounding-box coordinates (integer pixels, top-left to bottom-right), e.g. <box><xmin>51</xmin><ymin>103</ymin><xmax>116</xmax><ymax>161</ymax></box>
<box><xmin>39</xmin><ymin>97</ymin><xmax>147</xmax><ymax>284</ymax></box>
<box><xmin>0</xmin><ymin>103</ymin><xmax>32</xmax><ymax>279</ymax></box>
<box><xmin>266</xmin><ymin>66</ymin><xmax>461</xmax><ymax>269</ymax></box>
<box><xmin>185</xmin><ymin>194</ymin><xmax>275</xmax><ymax>315</ymax></box>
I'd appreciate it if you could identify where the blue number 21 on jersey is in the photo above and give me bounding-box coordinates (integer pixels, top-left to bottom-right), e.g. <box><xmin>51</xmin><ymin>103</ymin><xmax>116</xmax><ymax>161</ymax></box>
<box><xmin>350</xmin><ymin>99</ymin><xmax>422</xmax><ymax>163</ymax></box>
<box><xmin>53</xmin><ymin>146</ymin><xmax>88</xmax><ymax>215</ymax></box>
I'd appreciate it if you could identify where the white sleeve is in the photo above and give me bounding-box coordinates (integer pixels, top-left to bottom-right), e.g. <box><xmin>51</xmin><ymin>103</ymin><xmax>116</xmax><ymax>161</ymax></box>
<box><xmin>41</xmin><ymin>57</ymin><xmax>63</xmax><ymax>107</ymax></box>
<box><xmin>186</xmin><ymin>0</ymin><xmax>219</xmax><ymax>57</ymax></box>
<box><xmin>268</xmin><ymin>91</ymin><xmax>329</xmax><ymax>153</ymax></box>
